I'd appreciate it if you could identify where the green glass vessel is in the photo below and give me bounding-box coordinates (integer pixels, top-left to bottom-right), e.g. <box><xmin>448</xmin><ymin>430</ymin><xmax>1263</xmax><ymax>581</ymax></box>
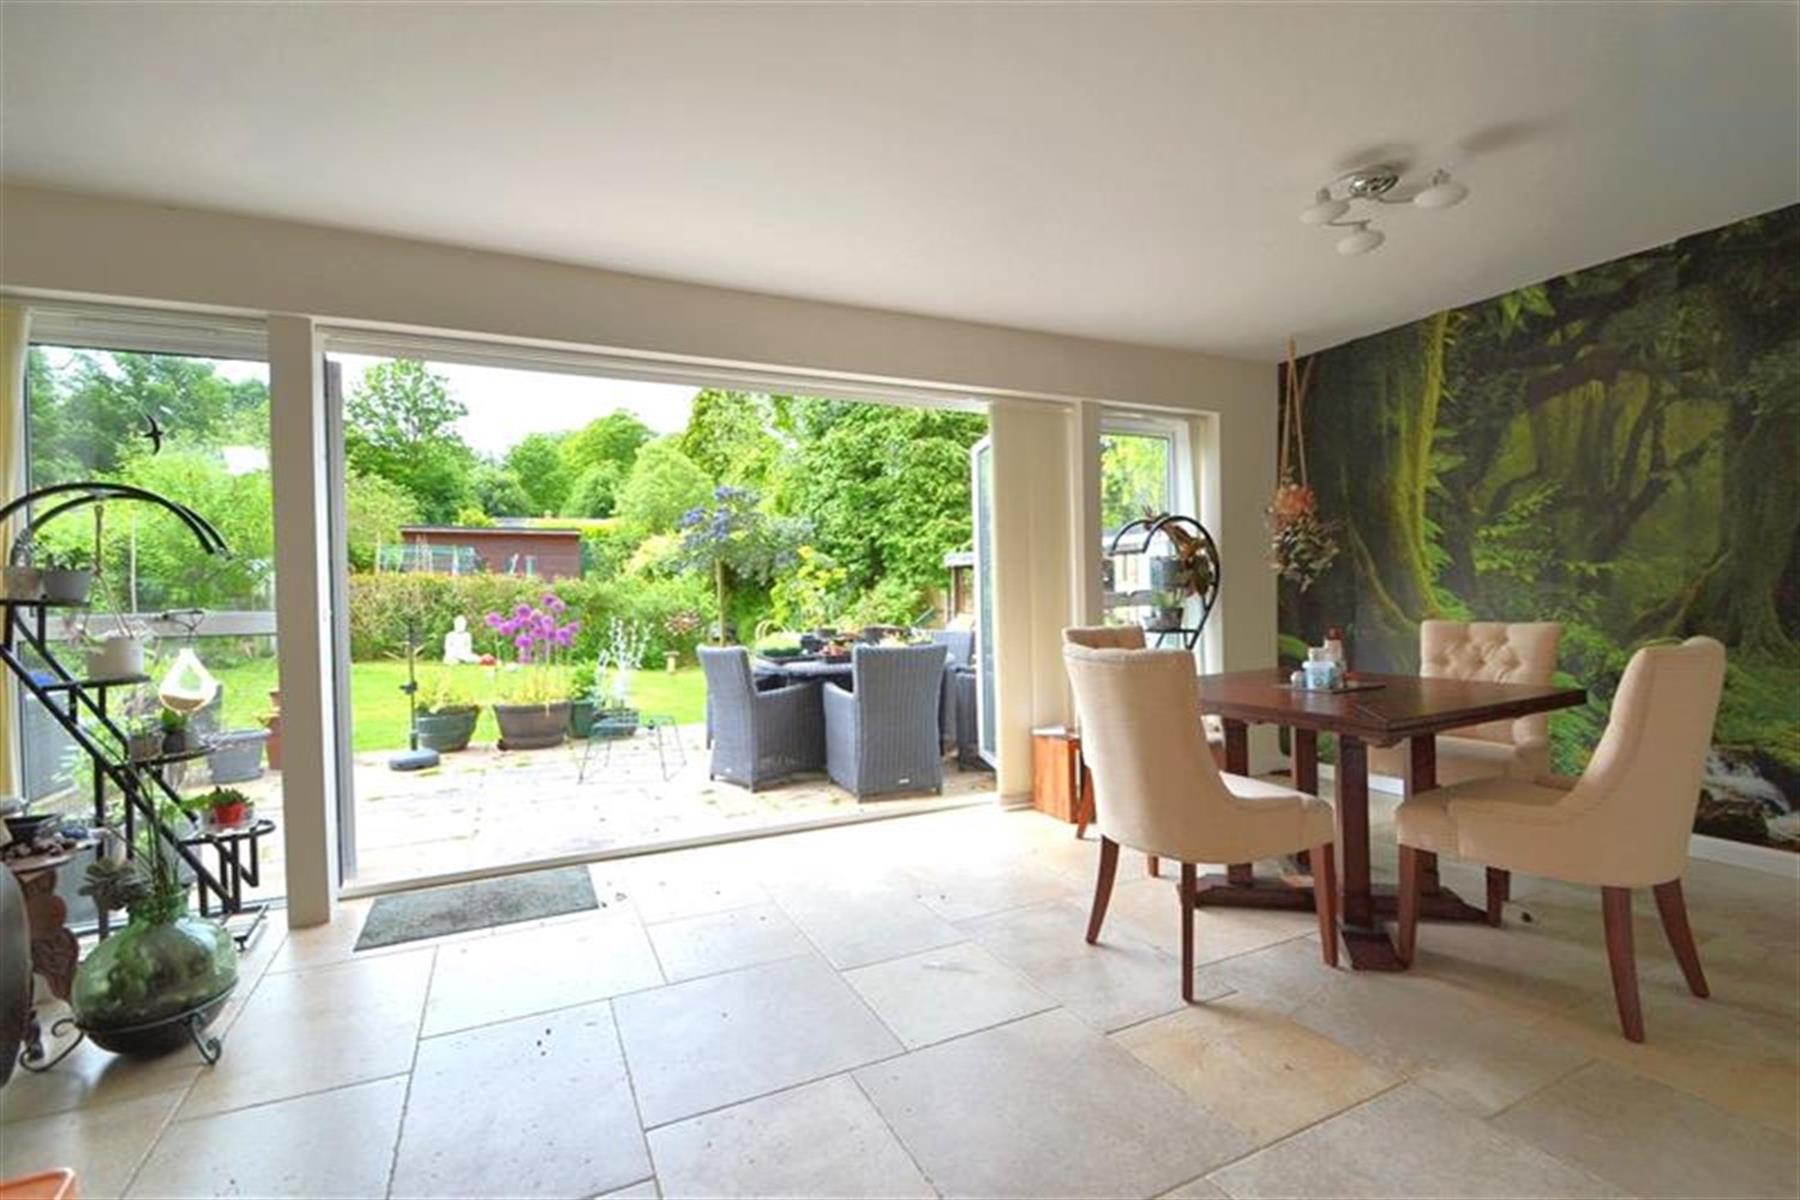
<box><xmin>71</xmin><ymin>914</ymin><xmax>238</xmax><ymax>1056</ymax></box>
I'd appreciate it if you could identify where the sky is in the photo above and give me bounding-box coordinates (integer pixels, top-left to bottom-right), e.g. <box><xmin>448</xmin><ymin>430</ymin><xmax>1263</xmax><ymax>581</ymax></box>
<box><xmin>331</xmin><ymin>354</ymin><xmax>699</xmax><ymax>456</ymax></box>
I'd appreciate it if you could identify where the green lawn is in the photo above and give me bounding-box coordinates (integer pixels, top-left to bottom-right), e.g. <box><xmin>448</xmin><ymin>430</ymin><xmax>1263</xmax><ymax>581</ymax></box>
<box><xmin>210</xmin><ymin>658</ymin><xmax>706</xmax><ymax>753</ymax></box>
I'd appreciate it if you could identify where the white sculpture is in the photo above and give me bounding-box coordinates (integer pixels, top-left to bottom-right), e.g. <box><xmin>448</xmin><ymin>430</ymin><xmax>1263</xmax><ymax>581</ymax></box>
<box><xmin>443</xmin><ymin>615</ymin><xmax>479</xmax><ymax>664</ymax></box>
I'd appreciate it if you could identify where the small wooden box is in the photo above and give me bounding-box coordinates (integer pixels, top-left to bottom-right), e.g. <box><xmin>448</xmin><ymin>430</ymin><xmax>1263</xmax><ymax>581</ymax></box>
<box><xmin>1031</xmin><ymin>725</ymin><xmax>1082</xmax><ymax>823</ymax></box>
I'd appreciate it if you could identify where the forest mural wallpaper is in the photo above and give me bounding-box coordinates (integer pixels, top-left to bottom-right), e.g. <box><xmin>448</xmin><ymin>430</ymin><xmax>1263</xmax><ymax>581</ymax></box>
<box><xmin>1279</xmin><ymin>204</ymin><xmax>1799</xmax><ymax>851</ymax></box>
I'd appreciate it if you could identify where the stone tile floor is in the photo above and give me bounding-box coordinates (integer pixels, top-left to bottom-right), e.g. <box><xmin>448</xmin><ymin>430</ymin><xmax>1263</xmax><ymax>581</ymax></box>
<box><xmin>3</xmin><ymin>794</ymin><xmax>1797</xmax><ymax>1198</ymax></box>
<box><xmin>218</xmin><ymin>723</ymin><xmax>995</xmax><ymax>897</ymax></box>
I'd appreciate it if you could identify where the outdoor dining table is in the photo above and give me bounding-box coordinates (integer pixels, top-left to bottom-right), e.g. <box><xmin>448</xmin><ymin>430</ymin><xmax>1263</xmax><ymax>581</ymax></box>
<box><xmin>1194</xmin><ymin>668</ymin><xmax>1587</xmax><ymax>971</ymax></box>
<box><xmin>751</xmin><ymin>656</ymin><xmax>855</xmax><ymax>687</ymax></box>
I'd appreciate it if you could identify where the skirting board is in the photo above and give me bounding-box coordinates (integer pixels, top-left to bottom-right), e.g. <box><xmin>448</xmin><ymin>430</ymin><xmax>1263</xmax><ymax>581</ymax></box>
<box><xmin>1312</xmin><ymin>764</ymin><xmax>1797</xmax><ymax>878</ymax></box>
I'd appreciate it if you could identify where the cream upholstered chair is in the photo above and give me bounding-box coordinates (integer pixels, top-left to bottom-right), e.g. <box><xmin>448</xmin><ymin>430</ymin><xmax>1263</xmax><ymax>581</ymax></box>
<box><xmin>1369</xmin><ymin>620</ymin><xmax>1563</xmax><ymax>788</ymax></box>
<box><xmin>1063</xmin><ymin>643</ymin><xmax>1339</xmax><ymax>1001</ymax></box>
<box><xmin>1393</xmin><ymin>637</ymin><xmax>1726</xmax><ymax>1042</ymax></box>
<box><xmin>1062</xmin><ymin>626</ymin><xmax>1225</xmax><ymax>872</ymax></box>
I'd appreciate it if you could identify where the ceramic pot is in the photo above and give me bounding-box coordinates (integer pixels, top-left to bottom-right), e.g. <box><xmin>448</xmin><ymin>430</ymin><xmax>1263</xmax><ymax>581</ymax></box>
<box><xmin>40</xmin><ymin>569</ymin><xmax>92</xmax><ymax>604</ymax></box>
<box><xmin>493</xmin><ymin>701</ymin><xmax>570</xmax><ymax>750</ymax></box>
<box><xmin>415</xmin><ymin>706</ymin><xmax>479</xmax><ymax>752</ymax></box>
<box><xmin>206</xmin><ymin>730</ymin><xmax>268</xmax><ymax>784</ymax></box>
<box><xmin>86</xmin><ymin>636</ymin><xmax>147</xmax><ymax>680</ymax></box>
<box><xmin>565</xmin><ymin>699</ymin><xmax>597</xmax><ymax>740</ymax></box>
<box><xmin>1</xmin><ymin>567</ymin><xmax>42</xmax><ymax>602</ymax></box>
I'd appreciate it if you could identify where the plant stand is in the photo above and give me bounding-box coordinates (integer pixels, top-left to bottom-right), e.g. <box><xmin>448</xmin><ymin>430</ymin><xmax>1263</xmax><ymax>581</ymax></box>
<box><xmin>1102</xmin><ymin>513</ymin><xmax>1222</xmax><ymax>653</ymax></box>
<box><xmin>0</xmin><ymin>483</ymin><xmax>266</xmax><ymax>1067</ymax></box>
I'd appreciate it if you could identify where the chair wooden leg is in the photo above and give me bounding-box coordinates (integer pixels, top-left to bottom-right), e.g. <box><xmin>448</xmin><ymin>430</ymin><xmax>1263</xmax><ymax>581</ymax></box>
<box><xmin>1653</xmin><ymin>878</ymin><xmax>1710</xmax><ymax>998</ymax></box>
<box><xmin>1179</xmin><ymin>862</ymin><xmax>1197</xmax><ymax>1002</ymax></box>
<box><xmin>1602</xmin><ymin>886</ymin><xmax>1646</xmax><ymax>1043</ymax></box>
<box><xmin>1395</xmin><ymin>845</ymin><xmax>1422</xmax><ymax>967</ymax></box>
<box><xmin>1485</xmin><ymin>867</ymin><xmax>1510</xmax><ymax>926</ymax></box>
<box><xmin>1086</xmin><ymin>836</ymin><xmax>1120</xmax><ymax>945</ymax></box>
<box><xmin>1147</xmin><ymin>855</ymin><xmax>1161</xmax><ymax>878</ymax></box>
<box><xmin>1311</xmin><ymin>842</ymin><xmax>1338</xmax><ymax>967</ymax></box>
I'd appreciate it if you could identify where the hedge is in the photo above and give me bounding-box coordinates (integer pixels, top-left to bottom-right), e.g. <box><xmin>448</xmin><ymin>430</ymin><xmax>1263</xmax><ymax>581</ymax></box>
<box><xmin>347</xmin><ymin>571</ymin><xmax>713</xmax><ymax>665</ymax></box>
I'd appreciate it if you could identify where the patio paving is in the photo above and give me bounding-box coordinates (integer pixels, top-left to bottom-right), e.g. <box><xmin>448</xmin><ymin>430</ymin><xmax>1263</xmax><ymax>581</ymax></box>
<box><xmin>227</xmin><ymin>724</ymin><xmax>995</xmax><ymax>895</ymax></box>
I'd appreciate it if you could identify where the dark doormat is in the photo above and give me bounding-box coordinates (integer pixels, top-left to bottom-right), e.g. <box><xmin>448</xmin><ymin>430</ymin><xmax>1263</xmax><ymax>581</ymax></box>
<box><xmin>355</xmin><ymin>865</ymin><xmax>597</xmax><ymax>951</ymax></box>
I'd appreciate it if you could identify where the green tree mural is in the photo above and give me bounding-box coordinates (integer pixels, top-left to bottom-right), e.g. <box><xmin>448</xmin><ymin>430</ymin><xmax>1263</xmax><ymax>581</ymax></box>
<box><xmin>1281</xmin><ymin>205</ymin><xmax>1800</xmax><ymax>850</ymax></box>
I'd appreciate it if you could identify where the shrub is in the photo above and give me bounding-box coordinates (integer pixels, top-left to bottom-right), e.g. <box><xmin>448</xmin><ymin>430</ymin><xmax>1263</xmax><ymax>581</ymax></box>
<box><xmin>347</xmin><ymin>571</ymin><xmax>713</xmax><ymax>665</ymax></box>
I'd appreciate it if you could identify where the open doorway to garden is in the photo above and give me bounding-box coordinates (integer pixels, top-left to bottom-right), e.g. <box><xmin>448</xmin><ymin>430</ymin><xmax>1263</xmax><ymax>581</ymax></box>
<box><xmin>328</xmin><ymin>348</ymin><xmax>996</xmax><ymax>890</ymax></box>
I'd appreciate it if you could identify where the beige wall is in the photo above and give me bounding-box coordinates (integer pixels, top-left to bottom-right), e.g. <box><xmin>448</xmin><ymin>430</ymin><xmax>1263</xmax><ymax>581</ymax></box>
<box><xmin>1</xmin><ymin>184</ymin><xmax>1278</xmax><ymax>885</ymax></box>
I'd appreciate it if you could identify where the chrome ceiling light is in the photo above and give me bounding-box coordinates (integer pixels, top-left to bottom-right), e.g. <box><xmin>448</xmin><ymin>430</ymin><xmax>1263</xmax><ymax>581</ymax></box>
<box><xmin>1299</xmin><ymin>164</ymin><xmax>1469</xmax><ymax>255</ymax></box>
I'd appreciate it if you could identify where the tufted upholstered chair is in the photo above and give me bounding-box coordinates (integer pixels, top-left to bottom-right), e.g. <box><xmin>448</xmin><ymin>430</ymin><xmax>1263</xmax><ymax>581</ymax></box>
<box><xmin>1393</xmin><ymin>637</ymin><xmax>1726</xmax><ymax>1042</ymax></box>
<box><xmin>1063</xmin><ymin>643</ymin><xmax>1340</xmax><ymax>1000</ymax></box>
<box><xmin>1369</xmin><ymin>620</ymin><xmax>1563</xmax><ymax>789</ymax></box>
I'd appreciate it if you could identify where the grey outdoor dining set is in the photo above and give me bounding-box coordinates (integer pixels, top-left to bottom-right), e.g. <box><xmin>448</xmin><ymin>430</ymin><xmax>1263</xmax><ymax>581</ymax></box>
<box><xmin>698</xmin><ymin>630</ymin><xmax>979</xmax><ymax>799</ymax></box>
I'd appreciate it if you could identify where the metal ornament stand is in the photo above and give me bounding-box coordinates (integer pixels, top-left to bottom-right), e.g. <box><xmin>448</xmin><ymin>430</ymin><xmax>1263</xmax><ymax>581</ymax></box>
<box><xmin>1</xmin><ymin>482</ymin><xmax>265</xmax><ymax>1068</ymax></box>
<box><xmin>1103</xmin><ymin>513</ymin><xmax>1222</xmax><ymax>651</ymax></box>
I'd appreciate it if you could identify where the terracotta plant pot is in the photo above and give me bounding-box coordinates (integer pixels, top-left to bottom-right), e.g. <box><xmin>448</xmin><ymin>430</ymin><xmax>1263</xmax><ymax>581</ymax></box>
<box><xmin>493</xmin><ymin>701</ymin><xmax>570</xmax><ymax>750</ymax></box>
<box><xmin>210</xmin><ymin>800</ymin><xmax>249</xmax><ymax>826</ymax></box>
<box><xmin>261</xmin><ymin>713</ymin><xmax>282</xmax><ymax>770</ymax></box>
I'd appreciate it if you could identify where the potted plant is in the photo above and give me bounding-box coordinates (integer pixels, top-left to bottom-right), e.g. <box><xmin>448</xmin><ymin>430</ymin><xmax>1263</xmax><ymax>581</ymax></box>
<box><xmin>159</xmin><ymin>707</ymin><xmax>192</xmax><ymax>755</ymax></box>
<box><xmin>1143</xmin><ymin>590</ymin><xmax>1187</xmax><ymax>633</ymax></box>
<box><xmin>39</xmin><ymin>546</ymin><xmax>94</xmax><ymax>604</ymax></box>
<box><xmin>566</xmin><ymin>660</ymin><xmax>599</xmax><ymax>740</ymax></box>
<box><xmin>188</xmin><ymin>786</ymin><xmax>252</xmax><ymax>827</ymax></box>
<box><xmin>485</xmin><ymin>594</ymin><xmax>580</xmax><ymax>750</ymax></box>
<box><xmin>125</xmin><ymin>715</ymin><xmax>164</xmax><ymax>763</ymax></box>
<box><xmin>71</xmin><ymin>818</ymin><xmax>239</xmax><ymax>1057</ymax></box>
<box><xmin>2</xmin><ymin>539</ymin><xmax>43</xmax><ymax>601</ymax></box>
<box><xmin>414</xmin><ymin>669</ymin><xmax>482</xmax><ymax>752</ymax></box>
<box><xmin>592</xmin><ymin>618</ymin><xmax>650</xmax><ymax>740</ymax></box>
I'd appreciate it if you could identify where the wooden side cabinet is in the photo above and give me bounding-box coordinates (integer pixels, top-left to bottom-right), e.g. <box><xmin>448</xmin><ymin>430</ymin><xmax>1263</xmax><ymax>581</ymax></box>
<box><xmin>1031</xmin><ymin>725</ymin><xmax>1083</xmax><ymax>824</ymax></box>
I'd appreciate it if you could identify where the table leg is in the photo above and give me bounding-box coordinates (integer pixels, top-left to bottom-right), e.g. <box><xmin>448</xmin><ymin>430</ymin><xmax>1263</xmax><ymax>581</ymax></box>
<box><xmin>1334</xmin><ymin>735</ymin><xmax>1403</xmax><ymax>971</ymax></box>
<box><xmin>1292</xmin><ymin>729</ymin><xmax>1318</xmax><ymax>871</ymax></box>
<box><xmin>1409</xmin><ymin>734</ymin><xmax>1442</xmax><ymax>895</ymax></box>
<box><xmin>1223</xmin><ymin>720</ymin><xmax>1254</xmax><ymax>885</ymax></box>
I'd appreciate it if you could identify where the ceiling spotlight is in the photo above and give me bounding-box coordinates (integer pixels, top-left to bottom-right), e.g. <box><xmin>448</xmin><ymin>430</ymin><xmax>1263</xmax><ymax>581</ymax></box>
<box><xmin>1300</xmin><ymin>162</ymin><xmax>1470</xmax><ymax>255</ymax></box>
<box><xmin>1413</xmin><ymin>169</ymin><xmax>1469</xmax><ymax>209</ymax></box>
<box><xmin>1336</xmin><ymin>223</ymin><xmax>1385</xmax><ymax>256</ymax></box>
<box><xmin>1299</xmin><ymin>188</ymin><xmax>1350</xmax><ymax>226</ymax></box>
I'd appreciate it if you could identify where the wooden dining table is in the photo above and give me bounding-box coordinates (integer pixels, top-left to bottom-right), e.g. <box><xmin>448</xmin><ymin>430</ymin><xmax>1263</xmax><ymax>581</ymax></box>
<box><xmin>1194</xmin><ymin>669</ymin><xmax>1587</xmax><ymax>971</ymax></box>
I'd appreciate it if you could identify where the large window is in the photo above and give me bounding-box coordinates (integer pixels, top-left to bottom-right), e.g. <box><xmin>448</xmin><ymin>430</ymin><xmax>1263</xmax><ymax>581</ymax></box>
<box><xmin>1099</xmin><ymin>429</ymin><xmax>1175</xmax><ymax>538</ymax></box>
<box><xmin>20</xmin><ymin>339</ymin><xmax>284</xmax><ymax>909</ymax></box>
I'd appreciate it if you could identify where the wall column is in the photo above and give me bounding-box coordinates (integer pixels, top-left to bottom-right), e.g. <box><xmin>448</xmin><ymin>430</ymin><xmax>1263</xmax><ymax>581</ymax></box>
<box><xmin>988</xmin><ymin>400</ymin><xmax>1075</xmax><ymax>800</ymax></box>
<box><xmin>1068</xmin><ymin>400</ymin><xmax>1104</xmax><ymax>628</ymax></box>
<box><xmin>268</xmin><ymin>315</ymin><xmax>339</xmax><ymax>927</ymax></box>
<box><xmin>0</xmin><ymin>302</ymin><xmax>28</xmax><ymax>800</ymax></box>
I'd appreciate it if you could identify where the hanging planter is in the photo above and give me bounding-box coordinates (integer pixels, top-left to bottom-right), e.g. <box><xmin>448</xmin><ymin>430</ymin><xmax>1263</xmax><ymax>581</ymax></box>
<box><xmin>1268</xmin><ymin>337</ymin><xmax>1341</xmax><ymax>591</ymax></box>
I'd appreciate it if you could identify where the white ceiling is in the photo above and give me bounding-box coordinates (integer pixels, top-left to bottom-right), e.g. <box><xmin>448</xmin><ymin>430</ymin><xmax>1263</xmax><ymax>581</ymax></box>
<box><xmin>3</xmin><ymin>3</ymin><xmax>1795</xmax><ymax>360</ymax></box>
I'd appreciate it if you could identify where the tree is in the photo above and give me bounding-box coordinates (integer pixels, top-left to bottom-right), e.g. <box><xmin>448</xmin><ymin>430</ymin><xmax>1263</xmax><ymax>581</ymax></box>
<box><xmin>562</xmin><ymin>461</ymin><xmax>626</xmax><ymax>518</ymax></box>
<box><xmin>470</xmin><ymin>462</ymin><xmax>531</xmax><ymax>519</ymax></box>
<box><xmin>344</xmin><ymin>471</ymin><xmax>420</xmax><ymax>572</ymax></box>
<box><xmin>676</xmin><ymin>486</ymin><xmax>807</xmax><ymax>640</ymax></box>
<box><xmin>27</xmin><ymin>350</ymin><xmax>268</xmax><ymax>483</ymax></box>
<box><xmin>562</xmin><ymin>412</ymin><xmax>652</xmax><ymax>476</ymax></box>
<box><xmin>343</xmin><ymin>360</ymin><xmax>474</xmax><ymax>522</ymax></box>
<box><xmin>504</xmin><ymin>432</ymin><xmax>572</xmax><ymax>516</ymax></box>
<box><xmin>771</xmin><ymin>399</ymin><xmax>987</xmax><ymax>604</ymax></box>
<box><xmin>679</xmin><ymin>390</ymin><xmax>783</xmax><ymax>487</ymax></box>
<box><xmin>1099</xmin><ymin>433</ymin><xmax>1170</xmax><ymax>532</ymax></box>
<box><xmin>615</xmin><ymin>438</ymin><xmax>711</xmax><ymax>534</ymax></box>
